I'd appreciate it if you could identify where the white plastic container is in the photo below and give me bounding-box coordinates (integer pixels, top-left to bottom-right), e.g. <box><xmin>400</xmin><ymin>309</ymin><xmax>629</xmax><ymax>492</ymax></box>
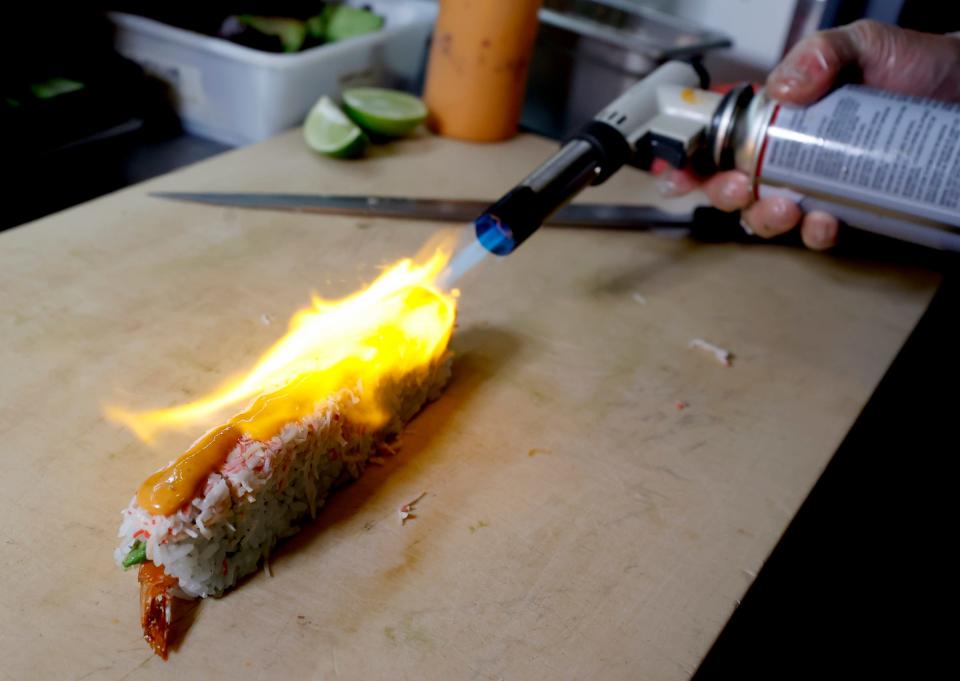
<box><xmin>110</xmin><ymin>2</ymin><xmax>436</xmax><ymax>146</ymax></box>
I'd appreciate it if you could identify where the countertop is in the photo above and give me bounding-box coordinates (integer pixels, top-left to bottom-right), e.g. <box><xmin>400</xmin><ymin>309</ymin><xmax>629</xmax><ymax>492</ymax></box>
<box><xmin>0</xmin><ymin>129</ymin><xmax>943</xmax><ymax>680</ymax></box>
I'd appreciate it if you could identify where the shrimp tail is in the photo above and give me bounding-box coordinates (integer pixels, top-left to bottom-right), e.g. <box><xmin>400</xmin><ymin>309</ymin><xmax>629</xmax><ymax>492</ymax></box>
<box><xmin>138</xmin><ymin>562</ymin><xmax>177</xmax><ymax>659</ymax></box>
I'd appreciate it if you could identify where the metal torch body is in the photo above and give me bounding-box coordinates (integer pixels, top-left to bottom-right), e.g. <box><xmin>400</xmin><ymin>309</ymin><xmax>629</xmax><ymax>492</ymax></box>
<box><xmin>475</xmin><ymin>61</ymin><xmax>709</xmax><ymax>255</ymax></box>
<box><xmin>476</xmin><ymin>61</ymin><xmax>960</xmax><ymax>254</ymax></box>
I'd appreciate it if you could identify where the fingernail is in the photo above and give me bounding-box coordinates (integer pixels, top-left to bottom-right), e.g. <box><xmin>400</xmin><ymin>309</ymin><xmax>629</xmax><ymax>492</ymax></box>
<box><xmin>768</xmin><ymin>80</ymin><xmax>796</xmax><ymax>98</ymax></box>
<box><xmin>739</xmin><ymin>219</ymin><xmax>754</xmax><ymax>236</ymax></box>
<box><xmin>656</xmin><ymin>177</ymin><xmax>682</xmax><ymax>197</ymax></box>
<box><xmin>720</xmin><ymin>176</ymin><xmax>748</xmax><ymax>205</ymax></box>
<box><xmin>809</xmin><ymin>220</ymin><xmax>829</xmax><ymax>244</ymax></box>
<box><xmin>768</xmin><ymin>197</ymin><xmax>791</xmax><ymax>219</ymax></box>
<box><xmin>768</xmin><ymin>63</ymin><xmax>806</xmax><ymax>97</ymax></box>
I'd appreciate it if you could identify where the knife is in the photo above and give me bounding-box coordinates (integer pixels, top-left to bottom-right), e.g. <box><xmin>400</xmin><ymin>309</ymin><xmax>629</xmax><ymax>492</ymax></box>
<box><xmin>150</xmin><ymin>191</ymin><xmax>750</xmax><ymax>238</ymax></box>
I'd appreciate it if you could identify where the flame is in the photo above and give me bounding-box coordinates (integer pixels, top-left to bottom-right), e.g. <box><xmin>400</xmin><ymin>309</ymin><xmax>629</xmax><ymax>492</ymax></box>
<box><xmin>108</xmin><ymin>247</ymin><xmax>457</xmax><ymax>444</ymax></box>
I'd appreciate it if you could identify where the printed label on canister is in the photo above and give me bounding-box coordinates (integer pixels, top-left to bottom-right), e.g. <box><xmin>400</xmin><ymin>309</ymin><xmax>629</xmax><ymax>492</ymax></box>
<box><xmin>758</xmin><ymin>86</ymin><xmax>960</xmax><ymax>227</ymax></box>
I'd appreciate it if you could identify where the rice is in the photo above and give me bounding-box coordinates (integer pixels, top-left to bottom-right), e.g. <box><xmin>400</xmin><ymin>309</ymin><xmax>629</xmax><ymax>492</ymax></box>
<box><xmin>115</xmin><ymin>356</ymin><xmax>451</xmax><ymax>598</ymax></box>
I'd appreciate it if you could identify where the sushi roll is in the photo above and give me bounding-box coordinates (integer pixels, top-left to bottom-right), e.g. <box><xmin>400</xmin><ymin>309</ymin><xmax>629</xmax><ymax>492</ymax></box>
<box><xmin>113</xmin><ymin>257</ymin><xmax>456</xmax><ymax>658</ymax></box>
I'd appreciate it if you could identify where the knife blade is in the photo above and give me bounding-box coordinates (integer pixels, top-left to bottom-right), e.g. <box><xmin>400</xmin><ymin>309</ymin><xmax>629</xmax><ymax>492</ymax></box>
<box><xmin>151</xmin><ymin>192</ymin><xmax>710</xmax><ymax>229</ymax></box>
<box><xmin>150</xmin><ymin>191</ymin><xmax>759</xmax><ymax>242</ymax></box>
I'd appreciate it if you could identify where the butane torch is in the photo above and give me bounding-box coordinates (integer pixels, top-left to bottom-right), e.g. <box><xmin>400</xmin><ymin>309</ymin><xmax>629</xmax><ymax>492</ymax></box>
<box><xmin>475</xmin><ymin>61</ymin><xmax>960</xmax><ymax>255</ymax></box>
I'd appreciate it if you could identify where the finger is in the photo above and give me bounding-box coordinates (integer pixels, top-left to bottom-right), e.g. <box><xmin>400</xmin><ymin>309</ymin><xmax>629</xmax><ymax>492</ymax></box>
<box><xmin>654</xmin><ymin>167</ymin><xmax>701</xmax><ymax>198</ymax></box>
<box><xmin>799</xmin><ymin>210</ymin><xmax>839</xmax><ymax>250</ymax></box>
<box><xmin>700</xmin><ymin>171</ymin><xmax>753</xmax><ymax>212</ymax></box>
<box><xmin>649</xmin><ymin>158</ymin><xmax>673</xmax><ymax>175</ymax></box>
<box><xmin>740</xmin><ymin>196</ymin><xmax>803</xmax><ymax>238</ymax></box>
<box><xmin>768</xmin><ymin>20</ymin><xmax>960</xmax><ymax>104</ymax></box>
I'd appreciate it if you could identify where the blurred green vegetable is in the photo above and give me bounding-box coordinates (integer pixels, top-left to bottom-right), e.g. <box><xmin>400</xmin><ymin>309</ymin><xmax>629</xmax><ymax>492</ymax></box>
<box><xmin>30</xmin><ymin>78</ymin><xmax>85</xmax><ymax>99</ymax></box>
<box><xmin>217</xmin><ymin>5</ymin><xmax>383</xmax><ymax>53</ymax></box>
<box><xmin>305</xmin><ymin>12</ymin><xmax>328</xmax><ymax>40</ymax></box>
<box><xmin>122</xmin><ymin>540</ymin><xmax>147</xmax><ymax>569</ymax></box>
<box><xmin>237</xmin><ymin>15</ymin><xmax>308</xmax><ymax>53</ymax></box>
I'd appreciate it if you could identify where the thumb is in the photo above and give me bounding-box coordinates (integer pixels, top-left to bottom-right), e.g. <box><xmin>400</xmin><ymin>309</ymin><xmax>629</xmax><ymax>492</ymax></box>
<box><xmin>768</xmin><ymin>19</ymin><xmax>960</xmax><ymax>105</ymax></box>
<box><xmin>766</xmin><ymin>22</ymin><xmax>867</xmax><ymax>104</ymax></box>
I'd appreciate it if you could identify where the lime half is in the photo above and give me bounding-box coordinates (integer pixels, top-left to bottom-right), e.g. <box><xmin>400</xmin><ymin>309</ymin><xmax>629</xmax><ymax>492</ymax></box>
<box><xmin>342</xmin><ymin>88</ymin><xmax>427</xmax><ymax>137</ymax></box>
<box><xmin>303</xmin><ymin>96</ymin><xmax>368</xmax><ymax>158</ymax></box>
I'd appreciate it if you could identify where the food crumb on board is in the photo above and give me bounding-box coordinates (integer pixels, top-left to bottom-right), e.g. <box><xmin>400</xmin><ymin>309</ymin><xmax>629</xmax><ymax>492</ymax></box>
<box><xmin>399</xmin><ymin>492</ymin><xmax>427</xmax><ymax>526</ymax></box>
<box><xmin>689</xmin><ymin>338</ymin><xmax>734</xmax><ymax>367</ymax></box>
<box><xmin>259</xmin><ymin>313</ymin><xmax>272</xmax><ymax>326</ymax></box>
<box><xmin>469</xmin><ymin>520</ymin><xmax>489</xmax><ymax>534</ymax></box>
<box><xmin>675</xmin><ymin>400</ymin><xmax>689</xmax><ymax>411</ymax></box>
<box><xmin>528</xmin><ymin>447</ymin><xmax>551</xmax><ymax>457</ymax></box>
<box><xmin>632</xmin><ymin>292</ymin><xmax>648</xmax><ymax>305</ymax></box>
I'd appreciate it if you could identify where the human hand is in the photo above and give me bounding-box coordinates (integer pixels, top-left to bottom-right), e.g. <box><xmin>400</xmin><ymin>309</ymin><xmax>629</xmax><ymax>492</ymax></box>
<box><xmin>656</xmin><ymin>20</ymin><xmax>960</xmax><ymax>250</ymax></box>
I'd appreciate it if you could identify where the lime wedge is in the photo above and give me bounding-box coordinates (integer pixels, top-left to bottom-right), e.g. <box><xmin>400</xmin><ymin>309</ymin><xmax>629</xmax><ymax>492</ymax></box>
<box><xmin>303</xmin><ymin>96</ymin><xmax>368</xmax><ymax>158</ymax></box>
<box><xmin>324</xmin><ymin>5</ymin><xmax>383</xmax><ymax>42</ymax></box>
<box><xmin>342</xmin><ymin>88</ymin><xmax>427</xmax><ymax>137</ymax></box>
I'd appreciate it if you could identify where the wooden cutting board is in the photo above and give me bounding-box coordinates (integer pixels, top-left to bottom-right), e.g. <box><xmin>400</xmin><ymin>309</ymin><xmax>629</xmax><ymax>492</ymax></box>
<box><xmin>0</xmin><ymin>131</ymin><xmax>939</xmax><ymax>680</ymax></box>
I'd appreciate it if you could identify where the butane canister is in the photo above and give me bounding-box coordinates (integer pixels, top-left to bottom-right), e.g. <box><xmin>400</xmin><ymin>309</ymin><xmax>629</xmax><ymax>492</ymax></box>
<box><xmin>709</xmin><ymin>84</ymin><xmax>960</xmax><ymax>250</ymax></box>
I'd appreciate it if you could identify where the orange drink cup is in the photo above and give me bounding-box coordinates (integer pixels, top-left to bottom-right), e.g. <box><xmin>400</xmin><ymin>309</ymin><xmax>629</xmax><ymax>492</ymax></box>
<box><xmin>423</xmin><ymin>0</ymin><xmax>543</xmax><ymax>142</ymax></box>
